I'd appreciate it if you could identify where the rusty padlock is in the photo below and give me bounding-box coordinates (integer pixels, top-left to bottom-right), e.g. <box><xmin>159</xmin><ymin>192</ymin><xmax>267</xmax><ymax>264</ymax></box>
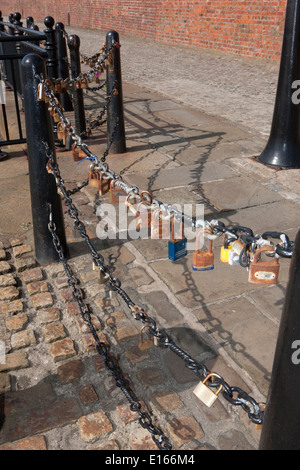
<box><xmin>135</xmin><ymin>202</ymin><xmax>152</xmax><ymax>231</ymax></box>
<box><xmin>72</xmin><ymin>144</ymin><xmax>87</xmax><ymax>162</ymax></box>
<box><xmin>109</xmin><ymin>179</ymin><xmax>125</xmax><ymax>204</ymax></box>
<box><xmin>193</xmin><ymin>373</ymin><xmax>223</xmax><ymax>407</ymax></box>
<box><xmin>151</xmin><ymin>208</ymin><xmax>170</xmax><ymax>240</ymax></box>
<box><xmin>138</xmin><ymin>325</ymin><xmax>154</xmax><ymax>351</ymax></box>
<box><xmin>248</xmin><ymin>246</ymin><xmax>279</xmax><ymax>285</ymax></box>
<box><xmin>192</xmin><ymin>231</ymin><xmax>214</xmax><ymax>271</ymax></box>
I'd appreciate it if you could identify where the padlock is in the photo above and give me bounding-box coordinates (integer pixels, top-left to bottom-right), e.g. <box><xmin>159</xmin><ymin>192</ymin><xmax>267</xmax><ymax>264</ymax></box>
<box><xmin>56</xmin><ymin>122</ymin><xmax>68</xmax><ymax>145</ymax></box>
<box><xmin>135</xmin><ymin>202</ymin><xmax>152</xmax><ymax>230</ymax></box>
<box><xmin>151</xmin><ymin>208</ymin><xmax>170</xmax><ymax>239</ymax></box>
<box><xmin>125</xmin><ymin>194</ymin><xmax>139</xmax><ymax>217</ymax></box>
<box><xmin>99</xmin><ymin>173</ymin><xmax>111</xmax><ymax>197</ymax></box>
<box><xmin>228</xmin><ymin>249</ymin><xmax>240</xmax><ymax>266</ymax></box>
<box><xmin>37</xmin><ymin>82</ymin><xmax>45</xmax><ymax>101</ymax></box>
<box><xmin>249</xmin><ymin>246</ymin><xmax>279</xmax><ymax>285</ymax></box>
<box><xmin>193</xmin><ymin>373</ymin><xmax>223</xmax><ymax>408</ymax></box>
<box><xmin>72</xmin><ymin>144</ymin><xmax>87</xmax><ymax>162</ymax></box>
<box><xmin>220</xmin><ymin>235</ymin><xmax>233</xmax><ymax>264</ymax></box>
<box><xmin>138</xmin><ymin>325</ymin><xmax>154</xmax><ymax>351</ymax></box>
<box><xmin>92</xmin><ymin>262</ymin><xmax>110</xmax><ymax>284</ymax></box>
<box><xmin>168</xmin><ymin>218</ymin><xmax>187</xmax><ymax>262</ymax></box>
<box><xmin>109</xmin><ymin>179</ymin><xmax>125</xmax><ymax>204</ymax></box>
<box><xmin>192</xmin><ymin>231</ymin><xmax>214</xmax><ymax>271</ymax></box>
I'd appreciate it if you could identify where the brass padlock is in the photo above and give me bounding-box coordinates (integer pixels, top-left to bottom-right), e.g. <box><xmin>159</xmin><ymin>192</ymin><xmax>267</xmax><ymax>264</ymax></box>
<box><xmin>56</xmin><ymin>122</ymin><xmax>68</xmax><ymax>145</ymax></box>
<box><xmin>109</xmin><ymin>179</ymin><xmax>125</xmax><ymax>204</ymax></box>
<box><xmin>37</xmin><ymin>82</ymin><xmax>45</xmax><ymax>101</ymax></box>
<box><xmin>193</xmin><ymin>373</ymin><xmax>223</xmax><ymax>407</ymax></box>
<box><xmin>249</xmin><ymin>246</ymin><xmax>279</xmax><ymax>285</ymax></box>
<box><xmin>138</xmin><ymin>325</ymin><xmax>154</xmax><ymax>351</ymax></box>
<box><xmin>192</xmin><ymin>231</ymin><xmax>214</xmax><ymax>271</ymax></box>
<box><xmin>151</xmin><ymin>208</ymin><xmax>170</xmax><ymax>239</ymax></box>
<box><xmin>92</xmin><ymin>262</ymin><xmax>109</xmax><ymax>284</ymax></box>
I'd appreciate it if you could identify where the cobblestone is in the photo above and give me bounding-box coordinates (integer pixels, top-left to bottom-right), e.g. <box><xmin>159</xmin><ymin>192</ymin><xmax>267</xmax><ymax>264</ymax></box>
<box><xmin>1</xmin><ymin>23</ymin><xmax>299</xmax><ymax>452</ymax></box>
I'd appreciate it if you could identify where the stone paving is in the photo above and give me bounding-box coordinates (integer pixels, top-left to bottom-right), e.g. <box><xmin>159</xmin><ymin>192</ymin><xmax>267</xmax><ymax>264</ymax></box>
<box><xmin>0</xmin><ymin>25</ymin><xmax>300</xmax><ymax>452</ymax></box>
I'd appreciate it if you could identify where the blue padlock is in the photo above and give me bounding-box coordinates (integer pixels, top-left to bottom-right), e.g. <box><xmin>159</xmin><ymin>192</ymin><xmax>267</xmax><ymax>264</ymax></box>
<box><xmin>168</xmin><ymin>218</ymin><xmax>187</xmax><ymax>262</ymax></box>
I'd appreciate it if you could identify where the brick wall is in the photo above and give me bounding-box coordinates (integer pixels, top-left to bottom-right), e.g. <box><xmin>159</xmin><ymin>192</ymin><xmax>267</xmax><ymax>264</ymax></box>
<box><xmin>1</xmin><ymin>0</ymin><xmax>288</xmax><ymax>61</ymax></box>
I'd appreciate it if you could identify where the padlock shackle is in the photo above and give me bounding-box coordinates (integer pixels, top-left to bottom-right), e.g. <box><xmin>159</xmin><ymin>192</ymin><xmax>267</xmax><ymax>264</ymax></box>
<box><xmin>203</xmin><ymin>373</ymin><xmax>223</xmax><ymax>395</ymax></box>
<box><xmin>253</xmin><ymin>245</ymin><xmax>278</xmax><ymax>264</ymax></box>
<box><xmin>262</xmin><ymin>231</ymin><xmax>290</xmax><ymax>249</ymax></box>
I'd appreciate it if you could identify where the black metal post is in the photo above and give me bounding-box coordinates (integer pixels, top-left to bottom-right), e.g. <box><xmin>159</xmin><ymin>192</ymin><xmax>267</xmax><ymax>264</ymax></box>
<box><xmin>26</xmin><ymin>16</ymin><xmax>34</xmax><ymax>29</ymax></box>
<box><xmin>43</xmin><ymin>16</ymin><xmax>58</xmax><ymax>81</ymax></box>
<box><xmin>106</xmin><ymin>30</ymin><xmax>126</xmax><ymax>154</ymax></box>
<box><xmin>259</xmin><ymin>229</ymin><xmax>300</xmax><ymax>450</ymax></box>
<box><xmin>21</xmin><ymin>53</ymin><xmax>68</xmax><ymax>265</ymax></box>
<box><xmin>67</xmin><ymin>34</ymin><xmax>86</xmax><ymax>137</ymax></box>
<box><xmin>55</xmin><ymin>22</ymin><xmax>73</xmax><ymax>111</ymax></box>
<box><xmin>257</xmin><ymin>0</ymin><xmax>300</xmax><ymax>169</ymax></box>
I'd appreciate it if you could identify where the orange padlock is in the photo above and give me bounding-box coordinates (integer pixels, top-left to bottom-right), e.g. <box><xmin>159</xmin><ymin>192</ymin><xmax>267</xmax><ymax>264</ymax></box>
<box><xmin>72</xmin><ymin>144</ymin><xmax>87</xmax><ymax>162</ymax></box>
<box><xmin>192</xmin><ymin>231</ymin><xmax>214</xmax><ymax>271</ymax></box>
<box><xmin>151</xmin><ymin>208</ymin><xmax>170</xmax><ymax>239</ymax></box>
<box><xmin>135</xmin><ymin>202</ymin><xmax>152</xmax><ymax>230</ymax></box>
<box><xmin>248</xmin><ymin>246</ymin><xmax>279</xmax><ymax>285</ymax></box>
<box><xmin>109</xmin><ymin>179</ymin><xmax>125</xmax><ymax>204</ymax></box>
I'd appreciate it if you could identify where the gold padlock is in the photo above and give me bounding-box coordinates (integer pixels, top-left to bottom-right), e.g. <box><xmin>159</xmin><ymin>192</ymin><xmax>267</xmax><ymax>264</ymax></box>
<box><xmin>138</xmin><ymin>325</ymin><xmax>154</xmax><ymax>351</ymax></box>
<box><xmin>249</xmin><ymin>246</ymin><xmax>279</xmax><ymax>285</ymax></box>
<box><xmin>193</xmin><ymin>373</ymin><xmax>223</xmax><ymax>407</ymax></box>
<box><xmin>37</xmin><ymin>82</ymin><xmax>45</xmax><ymax>101</ymax></box>
<box><xmin>56</xmin><ymin>122</ymin><xmax>68</xmax><ymax>145</ymax></box>
<box><xmin>92</xmin><ymin>262</ymin><xmax>110</xmax><ymax>284</ymax></box>
<box><xmin>220</xmin><ymin>234</ymin><xmax>232</xmax><ymax>264</ymax></box>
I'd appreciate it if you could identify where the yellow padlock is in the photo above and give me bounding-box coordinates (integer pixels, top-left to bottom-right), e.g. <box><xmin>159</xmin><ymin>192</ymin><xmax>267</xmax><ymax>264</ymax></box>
<box><xmin>220</xmin><ymin>235</ymin><xmax>233</xmax><ymax>264</ymax></box>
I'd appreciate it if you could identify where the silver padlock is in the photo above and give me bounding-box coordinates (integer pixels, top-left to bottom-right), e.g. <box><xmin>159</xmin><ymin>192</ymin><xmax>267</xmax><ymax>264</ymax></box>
<box><xmin>193</xmin><ymin>373</ymin><xmax>223</xmax><ymax>407</ymax></box>
<box><xmin>228</xmin><ymin>249</ymin><xmax>240</xmax><ymax>265</ymax></box>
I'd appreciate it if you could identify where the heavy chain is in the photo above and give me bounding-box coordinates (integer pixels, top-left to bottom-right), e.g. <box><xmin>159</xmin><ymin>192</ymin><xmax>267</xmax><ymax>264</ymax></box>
<box><xmin>44</xmin><ymin>141</ymin><xmax>265</xmax><ymax>425</ymax></box>
<box><xmin>39</xmin><ymin>74</ymin><xmax>295</xmax><ymax>264</ymax></box>
<box><xmin>47</xmin><ymin>201</ymin><xmax>172</xmax><ymax>451</ymax></box>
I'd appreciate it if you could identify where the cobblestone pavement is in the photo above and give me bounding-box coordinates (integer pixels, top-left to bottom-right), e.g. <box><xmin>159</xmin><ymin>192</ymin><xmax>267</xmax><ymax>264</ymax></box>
<box><xmin>0</xmin><ymin>25</ymin><xmax>300</xmax><ymax>452</ymax></box>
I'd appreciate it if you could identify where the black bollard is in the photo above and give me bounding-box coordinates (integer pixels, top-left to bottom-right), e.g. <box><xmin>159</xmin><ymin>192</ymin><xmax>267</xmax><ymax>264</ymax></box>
<box><xmin>55</xmin><ymin>22</ymin><xmax>73</xmax><ymax>111</ymax></box>
<box><xmin>26</xmin><ymin>16</ymin><xmax>34</xmax><ymax>29</ymax></box>
<box><xmin>43</xmin><ymin>16</ymin><xmax>58</xmax><ymax>81</ymax></box>
<box><xmin>106</xmin><ymin>30</ymin><xmax>126</xmax><ymax>154</ymax></box>
<box><xmin>21</xmin><ymin>53</ymin><xmax>68</xmax><ymax>265</ymax></box>
<box><xmin>67</xmin><ymin>34</ymin><xmax>86</xmax><ymax>137</ymax></box>
<box><xmin>257</xmin><ymin>0</ymin><xmax>300</xmax><ymax>169</ymax></box>
<box><xmin>259</xmin><ymin>229</ymin><xmax>300</xmax><ymax>450</ymax></box>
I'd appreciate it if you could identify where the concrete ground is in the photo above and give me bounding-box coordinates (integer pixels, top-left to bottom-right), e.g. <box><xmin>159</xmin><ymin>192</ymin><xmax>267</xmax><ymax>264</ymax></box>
<box><xmin>0</xmin><ymin>24</ymin><xmax>299</xmax><ymax>451</ymax></box>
